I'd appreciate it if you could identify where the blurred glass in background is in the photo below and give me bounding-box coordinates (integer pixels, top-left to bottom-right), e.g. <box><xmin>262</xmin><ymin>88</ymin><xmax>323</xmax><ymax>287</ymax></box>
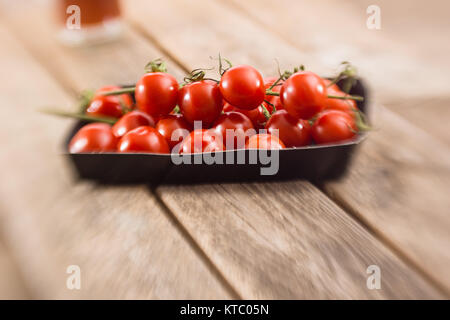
<box><xmin>57</xmin><ymin>0</ymin><xmax>122</xmax><ymax>46</ymax></box>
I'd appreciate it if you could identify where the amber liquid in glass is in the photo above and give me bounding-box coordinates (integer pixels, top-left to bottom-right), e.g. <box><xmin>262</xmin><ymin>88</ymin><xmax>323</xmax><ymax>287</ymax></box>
<box><xmin>58</xmin><ymin>0</ymin><xmax>122</xmax><ymax>46</ymax></box>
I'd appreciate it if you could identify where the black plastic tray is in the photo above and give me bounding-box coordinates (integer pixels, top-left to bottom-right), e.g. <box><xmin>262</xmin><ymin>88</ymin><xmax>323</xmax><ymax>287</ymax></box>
<box><xmin>65</xmin><ymin>79</ymin><xmax>369</xmax><ymax>184</ymax></box>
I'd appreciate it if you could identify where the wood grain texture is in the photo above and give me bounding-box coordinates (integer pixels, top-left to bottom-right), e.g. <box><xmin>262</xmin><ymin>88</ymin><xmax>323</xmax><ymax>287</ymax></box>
<box><xmin>324</xmin><ymin>105</ymin><xmax>450</xmax><ymax>293</ymax></box>
<box><xmin>0</xmin><ymin>239</ymin><xmax>29</xmax><ymax>299</ymax></box>
<box><xmin>388</xmin><ymin>97</ymin><xmax>450</xmax><ymax>146</ymax></box>
<box><xmin>157</xmin><ymin>182</ymin><xmax>441</xmax><ymax>299</ymax></box>
<box><xmin>225</xmin><ymin>0</ymin><xmax>450</xmax><ymax>146</ymax></box>
<box><xmin>0</xmin><ymin>17</ymin><xmax>230</xmax><ymax>299</ymax></box>
<box><xmin>126</xmin><ymin>0</ymin><xmax>444</xmax><ymax>298</ymax></box>
<box><xmin>214</xmin><ymin>0</ymin><xmax>450</xmax><ymax>293</ymax></box>
<box><xmin>224</xmin><ymin>0</ymin><xmax>450</xmax><ymax>103</ymax></box>
<box><xmin>0</xmin><ymin>1</ymin><xmax>187</xmax><ymax>92</ymax></box>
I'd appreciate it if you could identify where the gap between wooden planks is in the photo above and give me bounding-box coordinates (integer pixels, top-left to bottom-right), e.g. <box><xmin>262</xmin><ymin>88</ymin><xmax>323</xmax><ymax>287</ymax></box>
<box><xmin>219</xmin><ymin>0</ymin><xmax>450</xmax><ymax>294</ymax></box>
<box><xmin>225</xmin><ymin>0</ymin><xmax>450</xmax><ymax>147</ymax></box>
<box><xmin>224</xmin><ymin>0</ymin><xmax>450</xmax><ymax>105</ymax></box>
<box><xmin>124</xmin><ymin>0</ymin><xmax>445</xmax><ymax>298</ymax></box>
<box><xmin>0</xmin><ymin>15</ymin><xmax>232</xmax><ymax>298</ymax></box>
<box><xmin>125</xmin><ymin>0</ymin><xmax>450</xmax><ymax>296</ymax></box>
<box><xmin>2</xmin><ymin>0</ymin><xmax>446</xmax><ymax>298</ymax></box>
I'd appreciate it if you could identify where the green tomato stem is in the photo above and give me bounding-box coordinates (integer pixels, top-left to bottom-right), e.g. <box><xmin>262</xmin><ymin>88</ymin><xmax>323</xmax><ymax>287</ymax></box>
<box><xmin>327</xmin><ymin>94</ymin><xmax>364</xmax><ymax>102</ymax></box>
<box><xmin>268</xmin><ymin>75</ymin><xmax>284</xmax><ymax>91</ymax></box>
<box><xmin>100</xmin><ymin>87</ymin><xmax>136</xmax><ymax>96</ymax></box>
<box><xmin>263</xmin><ymin>99</ymin><xmax>276</xmax><ymax>113</ymax></box>
<box><xmin>41</xmin><ymin>109</ymin><xmax>118</xmax><ymax>124</ymax></box>
<box><xmin>260</xmin><ymin>104</ymin><xmax>271</xmax><ymax>120</ymax></box>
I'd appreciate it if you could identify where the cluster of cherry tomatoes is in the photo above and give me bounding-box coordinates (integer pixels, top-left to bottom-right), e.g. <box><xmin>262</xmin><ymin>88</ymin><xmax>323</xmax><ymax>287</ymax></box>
<box><xmin>68</xmin><ymin>59</ymin><xmax>364</xmax><ymax>154</ymax></box>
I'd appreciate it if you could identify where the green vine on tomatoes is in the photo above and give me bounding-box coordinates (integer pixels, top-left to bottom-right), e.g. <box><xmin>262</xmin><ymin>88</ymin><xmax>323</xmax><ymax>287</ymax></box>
<box><xmin>144</xmin><ymin>58</ymin><xmax>167</xmax><ymax>73</ymax></box>
<box><xmin>327</xmin><ymin>61</ymin><xmax>358</xmax><ymax>93</ymax></box>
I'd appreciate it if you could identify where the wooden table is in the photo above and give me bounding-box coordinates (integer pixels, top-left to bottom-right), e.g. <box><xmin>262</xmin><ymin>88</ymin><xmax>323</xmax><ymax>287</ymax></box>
<box><xmin>0</xmin><ymin>0</ymin><xmax>449</xmax><ymax>299</ymax></box>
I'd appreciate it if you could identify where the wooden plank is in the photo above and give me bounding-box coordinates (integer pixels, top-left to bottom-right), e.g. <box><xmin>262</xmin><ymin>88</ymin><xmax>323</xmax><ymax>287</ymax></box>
<box><xmin>125</xmin><ymin>0</ymin><xmax>444</xmax><ymax>298</ymax></box>
<box><xmin>225</xmin><ymin>0</ymin><xmax>450</xmax><ymax>145</ymax></box>
<box><xmin>324</xmin><ymin>105</ymin><xmax>450</xmax><ymax>294</ymax></box>
<box><xmin>214</xmin><ymin>0</ymin><xmax>450</xmax><ymax>293</ymax></box>
<box><xmin>223</xmin><ymin>0</ymin><xmax>450</xmax><ymax>104</ymax></box>
<box><xmin>157</xmin><ymin>182</ymin><xmax>441</xmax><ymax>299</ymax></box>
<box><xmin>0</xmin><ymin>18</ymin><xmax>231</xmax><ymax>299</ymax></box>
<box><xmin>0</xmin><ymin>238</ymin><xmax>29</xmax><ymax>299</ymax></box>
<box><xmin>388</xmin><ymin>97</ymin><xmax>450</xmax><ymax>146</ymax></box>
<box><xmin>0</xmin><ymin>0</ymin><xmax>187</xmax><ymax>92</ymax></box>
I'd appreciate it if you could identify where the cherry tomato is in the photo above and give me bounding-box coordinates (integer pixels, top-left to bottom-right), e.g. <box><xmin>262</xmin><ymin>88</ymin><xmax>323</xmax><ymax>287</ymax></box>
<box><xmin>265</xmin><ymin>110</ymin><xmax>311</xmax><ymax>147</ymax></box>
<box><xmin>219</xmin><ymin>65</ymin><xmax>265</xmax><ymax>110</ymax></box>
<box><xmin>280</xmin><ymin>71</ymin><xmax>326</xmax><ymax>120</ymax></box>
<box><xmin>322</xmin><ymin>79</ymin><xmax>341</xmax><ymax>93</ymax></box>
<box><xmin>264</xmin><ymin>77</ymin><xmax>283</xmax><ymax>111</ymax></box>
<box><xmin>96</xmin><ymin>85</ymin><xmax>134</xmax><ymax>107</ymax></box>
<box><xmin>213</xmin><ymin>111</ymin><xmax>255</xmax><ymax>149</ymax></box>
<box><xmin>86</xmin><ymin>95</ymin><xmax>123</xmax><ymax>118</ymax></box>
<box><xmin>245</xmin><ymin>133</ymin><xmax>285</xmax><ymax>150</ymax></box>
<box><xmin>156</xmin><ymin>114</ymin><xmax>192</xmax><ymax>150</ymax></box>
<box><xmin>323</xmin><ymin>83</ymin><xmax>358</xmax><ymax>115</ymax></box>
<box><xmin>69</xmin><ymin>123</ymin><xmax>117</xmax><ymax>153</ymax></box>
<box><xmin>223</xmin><ymin>103</ymin><xmax>268</xmax><ymax>129</ymax></box>
<box><xmin>135</xmin><ymin>72</ymin><xmax>179</xmax><ymax>117</ymax></box>
<box><xmin>324</xmin><ymin>92</ymin><xmax>357</xmax><ymax>115</ymax></box>
<box><xmin>117</xmin><ymin>126</ymin><xmax>170</xmax><ymax>153</ymax></box>
<box><xmin>86</xmin><ymin>86</ymin><xmax>134</xmax><ymax>118</ymax></box>
<box><xmin>179</xmin><ymin>80</ymin><xmax>223</xmax><ymax>127</ymax></box>
<box><xmin>311</xmin><ymin>110</ymin><xmax>357</xmax><ymax>144</ymax></box>
<box><xmin>179</xmin><ymin>129</ymin><xmax>225</xmax><ymax>154</ymax></box>
<box><xmin>112</xmin><ymin>110</ymin><xmax>156</xmax><ymax>138</ymax></box>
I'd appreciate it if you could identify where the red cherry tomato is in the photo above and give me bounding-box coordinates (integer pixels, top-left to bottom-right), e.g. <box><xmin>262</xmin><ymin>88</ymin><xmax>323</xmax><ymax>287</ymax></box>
<box><xmin>264</xmin><ymin>77</ymin><xmax>283</xmax><ymax>111</ymax></box>
<box><xmin>135</xmin><ymin>72</ymin><xmax>179</xmax><ymax>117</ymax></box>
<box><xmin>246</xmin><ymin>133</ymin><xmax>285</xmax><ymax>150</ymax></box>
<box><xmin>179</xmin><ymin>129</ymin><xmax>225</xmax><ymax>154</ymax></box>
<box><xmin>280</xmin><ymin>71</ymin><xmax>326</xmax><ymax>120</ymax></box>
<box><xmin>324</xmin><ymin>92</ymin><xmax>358</xmax><ymax>115</ymax></box>
<box><xmin>156</xmin><ymin>114</ymin><xmax>192</xmax><ymax>150</ymax></box>
<box><xmin>86</xmin><ymin>95</ymin><xmax>123</xmax><ymax>118</ymax></box>
<box><xmin>112</xmin><ymin>110</ymin><xmax>156</xmax><ymax>138</ymax></box>
<box><xmin>86</xmin><ymin>86</ymin><xmax>134</xmax><ymax>118</ymax></box>
<box><xmin>311</xmin><ymin>110</ymin><xmax>357</xmax><ymax>144</ymax></box>
<box><xmin>322</xmin><ymin>79</ymin><xmax>341</xmax><ymax>93</ymax></box>
<box><xmin>117</xmin><ymin>126</ymin><xmax>170</xmax><ymax>153</ymax></box>
<box><xmin>213</xmin><ymin>111</ymin><xmax>255</xmax><ymax>149</ymax></box>
<box><xmin>223</xmin><ymin>103</ymin><xmax>268</xmax><ymax>129</ymax></box>
<box><xmin>179</xmin><ymin>80</ymin><xmax>223</xmax><ymax>127</ymax></box>
<box><xmin>265</xmin><ymin>110</ymin><xmax>311</xmax><ymax>147</ymax></box>
<box><xmin>219</xmin><ymin>65</ymin><xmax>265</xmax><ymax>110</ymax></box>
<box><xmin>69</xmin><ymin>123</ymin><xmax>117</xmax><ymax>153</ymax></box>
<box><xmin>95</xmin><ymin>85</ymin><xmax>134</xmax><ymax>107</ymax></box>
<box><xmin>323</xmin><ymin>83</ymin><xmax>358</xmax><ymax>115</ymax></box>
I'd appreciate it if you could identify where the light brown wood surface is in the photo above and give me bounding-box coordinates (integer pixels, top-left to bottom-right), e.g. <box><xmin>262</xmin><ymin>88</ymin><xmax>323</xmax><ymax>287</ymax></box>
<box><xmin>325</xmin><ymin>106</ymin><xmax>450</xmax><ymax>293</ymax></box>
<box><xmin>389</xmin><ymin>97</ymin><xmax>450</xmax><ymax>146</ymax></box>
<box><xmin>210</xmin><ymin>0</ymin><xmax>450</xmax><ymax>293</ymax></box>
<box><xmin>0</xmin><ymin>239</ymin><xmax>29</xmax><ymax>299</ymax></box>
<box><xmin>226</xmin><ymin>0</ymin><xmax>450</xmax><ymax>146</ymax></box>
<box><xmin>157</xmin><ymin>182</ymin><xmax>441</xmax><ymax>299</ymax></box>
<box><xmin>0</xmin><ymin>0</ymin><xmax>448</xmax><ymax>299</ymax></box>
<box><xmin>0</xmin><ymin>15</ymin><xmax>231</xmax><ymax>299</ymax></box>
<box><xmin>125</xmin><ymin>0</ymin><xmax>446</xmax><ymax>298</ymax></box>
<box><xmin>225</xmin><ymin>0</ymin><xmax>450</xmax><ymax>104</ymax></box>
